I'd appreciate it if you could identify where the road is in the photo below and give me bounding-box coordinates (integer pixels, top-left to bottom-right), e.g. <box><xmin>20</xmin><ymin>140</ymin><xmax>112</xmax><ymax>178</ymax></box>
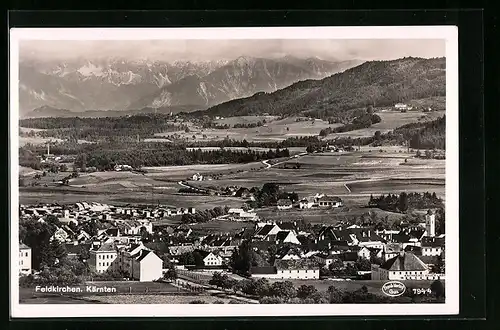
<box><xmin>261</xmin><ymin>152</ymin><xmax>308</xmax><ymax>169</ymax></box>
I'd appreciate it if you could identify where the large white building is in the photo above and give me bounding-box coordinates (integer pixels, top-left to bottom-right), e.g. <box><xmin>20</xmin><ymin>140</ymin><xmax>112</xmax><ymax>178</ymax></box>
<box><xmin>19</xmin><ymin>243</ymin><xmax>32</xmax><ymax>275</ymax></box>
<box><xmin>251</xmin><ymin>259</ymin><xmax>320</xmax><ymax>280</ymax></box>
<box><xmin>89</xmin><ymin>242</ymin><xmax>163</xmax><ymax>282</ymax></box>
<box><xmin>89</xmin><ymin>242</ymin><xmax>119</xmax><ymax>274</ymax></box>
<box><xmin>371</xmin><ymin>252</ymin><xmax>443</xmax><ymax>281</ymax></box>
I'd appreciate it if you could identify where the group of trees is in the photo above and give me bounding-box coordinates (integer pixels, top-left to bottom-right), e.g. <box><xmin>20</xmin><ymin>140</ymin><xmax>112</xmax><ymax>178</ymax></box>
<box><xmin>180</xmin><ymin>206</ymin><xmax>229</xmax><ymax>224</ymax></box>
<box><xmin>229</xmin><ymin>240</ymin><xmax>270</xmax><ymax>276</ymax></box>
<box><xmin>19</xmin><ymin>115</ymin><xmax>188</xmax><ymax>142</ymax></box>
<box><xmin>207</xmin><ymin>272</ymin><xmax>446</xmax><ymax>304</ymax></box>
<box><xmin>393</xmin><ymin>115</ymin><xmax>446</xmax><ymax>150</ymax></box>
<box><xmin>233</xmin><ymin>121</ymin><xmax>265</xmax><ymax>129</ymax></box>
<box><xmin>246</xmin><ymin>183</ymin><xmax>299</xmax><ymax>209</ymax></box>
<box><xmin>319</xmin><ymin>112</ymin><xmax>382</xmax><ymax>137</ymax></box>
<box><xmin>319</xmin><ymin>257</ymin><xmax>373</xmax><ymax>278</ymax></box>
<box><xmin>18</xmin><ymin>216</ymin><xmax>90</xmax><ymax>287</ymax></box>
<box><xmin>19</xmin><ymin>216</ymin><xmax>67</xmax><ymax>269</ymax></box>
<box><xmin>368</xmin><ymin>192</ymin><xmax>443</xmax><ymax>213</ymax></box>
<box><xmin>73</xmin><ymin>147</ymin><xmax>290</xmax><ymax>170</ymax></box>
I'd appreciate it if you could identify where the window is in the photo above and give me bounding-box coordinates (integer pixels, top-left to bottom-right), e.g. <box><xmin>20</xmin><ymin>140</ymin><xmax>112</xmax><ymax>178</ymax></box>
<box><xmin>25</xmin><ymin>252</ymin><xmax>28</xmax><ymax>257</ymax></box>
<box><xmin>20</xmin><ymin>260</ymin><xmax>23</xmax><ymax>265</ymax></box>
<box><xmin>98</xmin><ymin>262</ymin><xmax>101</xmax><ymax>266</ymax></box>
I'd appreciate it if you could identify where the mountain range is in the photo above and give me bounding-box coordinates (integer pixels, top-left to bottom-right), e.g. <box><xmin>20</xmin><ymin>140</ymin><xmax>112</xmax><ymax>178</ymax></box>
<box><xmin>193</xmin><ymin>57</ymin><xmax>446</xmax><ymax>119</ymax></box>
<box><xmin>19</xmin><ymin>56</ymin><xmax>363</xmax><ymax>117</ymax></box>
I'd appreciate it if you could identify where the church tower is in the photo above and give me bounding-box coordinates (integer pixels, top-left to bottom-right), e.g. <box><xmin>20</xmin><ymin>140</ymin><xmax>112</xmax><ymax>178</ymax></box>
<box><xmin>425</xmin><ymin>209</ymin><xmax>436</xmax><ymax>237</ymax></box>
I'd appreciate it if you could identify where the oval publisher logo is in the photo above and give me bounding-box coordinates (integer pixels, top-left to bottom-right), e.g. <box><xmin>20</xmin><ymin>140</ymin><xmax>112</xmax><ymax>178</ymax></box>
<box><xmin>382</xmin><ymin>281</ymin><xmax>406</xmax><ymax>297</ymax></box>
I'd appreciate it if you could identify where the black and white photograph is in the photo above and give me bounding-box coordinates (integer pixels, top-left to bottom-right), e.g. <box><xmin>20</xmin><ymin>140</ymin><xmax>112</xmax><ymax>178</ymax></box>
<box><xmin>9</xmin><ymin>26</ymin><xmax>459</xmax><ymax>317</ymax></box>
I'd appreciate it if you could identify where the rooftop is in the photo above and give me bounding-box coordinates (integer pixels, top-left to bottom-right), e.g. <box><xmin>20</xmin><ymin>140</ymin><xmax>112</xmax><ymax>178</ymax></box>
<box><xmin>274</xmin><ymin>258</ymin><xmax>319</xmax><ymax>270</ymax></box>
<box><xmin>381</xmin><ymin>252</ymin><xmax>428</xmax><ymax>271</ymax></box>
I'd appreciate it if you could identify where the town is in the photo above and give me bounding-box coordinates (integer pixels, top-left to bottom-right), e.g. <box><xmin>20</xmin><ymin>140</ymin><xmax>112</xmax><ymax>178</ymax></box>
<box><xmin>16</xmin><ymin>44</ymin><xmax>448</xmax><ymax>305</ymax></box>
<box><xmin>19</xmin><ymin>188</ymin><xmax>446</xmax><ymax>304</ymax></box>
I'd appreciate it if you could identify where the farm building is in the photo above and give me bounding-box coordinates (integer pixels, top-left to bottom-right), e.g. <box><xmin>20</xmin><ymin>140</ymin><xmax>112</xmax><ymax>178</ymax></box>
<box><xmin>277</xmin><ymin>198</ymin><xmax>293</xmax><ymax>210</ymax></box>
<box><xmin>317</xmin><ymin>196</ymin><xmax>343</xmax><ymax>208</ymax></box>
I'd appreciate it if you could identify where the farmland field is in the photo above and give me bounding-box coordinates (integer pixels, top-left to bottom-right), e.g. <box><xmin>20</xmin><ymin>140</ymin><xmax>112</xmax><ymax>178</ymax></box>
<box><xmin>20</xmin><ymin>146</ymin><xmax>444</xmax><ymax>219</ymax></box>
<box><xmin>158</xmin><ymin>116</ymin><xmax>339</xmax><ymax>142</ymax></box>
<box><xmin>324</xmin><ymin>110</ymin><xmax>445</xmax><ymax>139</ymax></box>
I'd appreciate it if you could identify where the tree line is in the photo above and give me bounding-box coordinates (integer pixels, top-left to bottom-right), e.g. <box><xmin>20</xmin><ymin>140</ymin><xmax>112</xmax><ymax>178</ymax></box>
<box><xmin>74</xmin><ymin>148</ymin><xmax>290</xmax><ymax>170</ymax></box>
<box><xmin>180</xmin><ymin>206</ymin><xmax>229</xmax><ymax>224</ymax></box>
<box><xmin>319</xmin><ymin>113</ymin><xmax>382</xmax><ymax>137</ymax></box>
<box><xmin>19</xmin><ymin>114</ymin><xmax>188</xmax><ymax>142</ymax></box>
<box><xmin>368</xmin><ymin>192</ymin><xmax>443</xmax><ymax>213</ymax></box>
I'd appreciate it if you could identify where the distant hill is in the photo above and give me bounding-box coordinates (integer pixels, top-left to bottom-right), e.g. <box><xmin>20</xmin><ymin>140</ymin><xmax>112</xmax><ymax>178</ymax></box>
<box><xmin>127</xmin><ymin>57</ymin><xmax>363</xmax><ymax>110</ymax></box>
<box><xmin>192</xmin><ymin>57</ymin><xmax>446</xmax><ymax>120</ymax></box>
<box><xmin>22</xmin><ymin>105</ymin><xmax>201</xmax><ymax>119</ymax></box>
<box><xmin>19</xmin><ymin>56</ymin><xmax>362</xmax><ymax>116</ymax></box>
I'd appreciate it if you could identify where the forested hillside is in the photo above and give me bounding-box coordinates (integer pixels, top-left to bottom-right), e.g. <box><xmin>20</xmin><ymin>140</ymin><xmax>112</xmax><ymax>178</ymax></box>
<box><xmin>191</xmin><ymin>57</ymin><xmax>445</xmax><ymax>120</ymax></box>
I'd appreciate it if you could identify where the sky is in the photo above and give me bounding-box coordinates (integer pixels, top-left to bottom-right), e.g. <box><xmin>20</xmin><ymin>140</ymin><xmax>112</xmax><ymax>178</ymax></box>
<box><xmin>19</xmin><ymin>39</ymin><xmax>445</xmax><ymax>62</ymax></box>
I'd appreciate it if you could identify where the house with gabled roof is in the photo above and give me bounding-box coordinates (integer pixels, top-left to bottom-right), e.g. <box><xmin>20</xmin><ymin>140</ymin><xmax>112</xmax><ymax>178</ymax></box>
<box><xmin>317</xmin><ymin>195</ymin><xmax>343</xmax><ymax>208</ymax></box>
<box><xmin>371</xmin><ymin>252</ymin><xmax>441</xmax><ymax>280</ymax></box>
<box><xmin>173</xmin><ymin>224</ymin><xmax>192</xmax><ymax>238</ymax></box>
<box><xmin>383</xmin><ymin>243</ymin><xmax>403</xmax><ymax>261</ymax></box>
<box><xmin>299</xmin><ymin>197</ymin><xmax>315</xmax><ymax>209</ymax></box>
<box><xmin>19</xmin><ymin>242</ymin><xmax>32</xmax><ymax>275</ymax></box>
<box><xmin>277</xmin><ymin>198</ymin><xmax>293</xmax><ymax>210</ymax></box>
<box><xmin>254</xmin><ymin>223</ymin><xmax>281</xmax><ymax>239</ymax></box>
<box><xmin>193</xmin><ymin>249</ymin><xmax>223</xmax><ymax>267</ymax></box>
<box><xmin>50</xmin><ymin>227</ymin><xmax>70</xmax><ymax>243</ymax></box>
<box><xmin>275</xmin><ymin>230</ymin><xmax>301</xmax><ymax>245</ymax></box>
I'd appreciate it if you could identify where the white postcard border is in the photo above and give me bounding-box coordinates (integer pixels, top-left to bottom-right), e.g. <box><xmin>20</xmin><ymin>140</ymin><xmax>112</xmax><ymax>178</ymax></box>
<box><xmin>9</xmin><ymin>26</ymin><xmax>459</xmax><ymax>318</ymax></box>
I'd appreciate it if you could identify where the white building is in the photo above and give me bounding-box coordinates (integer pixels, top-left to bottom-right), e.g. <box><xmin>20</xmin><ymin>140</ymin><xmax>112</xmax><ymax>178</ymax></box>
<box><xmin>421</xmin><ymin>236</ymin><xmax>444</xmax><ymax>257</ymax></box>
<box><xmin>277</xmin><ymin>199</ymin><xmax>293</xmax><ymax>210</ymax></box>
<box><xmin>299</xmin><ymin>198</ymin><xmax>315</xmax><ymax>209</ymax></box>
<box><xmin>251</xmin><ymin>259</ymin><xmax>320</xmax><ymax>280</ymax></box>
<box><xmin>89</xmin><ymin>242</ymin><xmax>163</xmax><ymax>281</ymax></box>
<box><xmin>394</xmin><ymin>103</ymin><xmax>413</xmax><ymax>111</ymax></box>
<box><xmin>192</xmin><ymin>173</ymin><xmax>203</xmax><ymax>181</ymax></box>
<box><xmin>371</xmin><ymin>252</ymin><xmax>443</xmax><ymax>281</ymax></box>
<box><xmin>196</xmin><ymin>250</ymin><xmax>224</xmax><ymax>267</ymax></box>
<box><xmin>51</xmin><ymin>227</ymin><xmax>70</xmax><ymax>243</ymax></box>
<box><xmin>19</xmin><ymin>243</ymin><xmax>32</xmax><ymax>275</ymax></box>
<box><xmin>317</xmin><ymin>196</ymin><xmax>343</xmax><ymax>208</ymax></box>
<box><xmin>425</xmin><ymin>210</ymin><xmax>436</xmax><ymax>237</ymax></box>
<box><xmin>89</xmin><ymin>242</ymin><xmax>119</xmax><ymax>274</ymax></box>
<box><xmin>123</xmin><ymin>248</ymin><xmax>163</xmax><ymax>282</ymax></box>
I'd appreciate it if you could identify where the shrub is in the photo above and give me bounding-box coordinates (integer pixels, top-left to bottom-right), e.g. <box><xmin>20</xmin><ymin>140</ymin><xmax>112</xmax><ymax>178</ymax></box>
<box><xmin>189</xmin><ymin>300</ymin><xmax>207</xmax><ymax>304</ymax></box>
<box><xmin>259</xmin><ymin>296</ymin><xmax>285</xmax><ymax>304</ymax></box>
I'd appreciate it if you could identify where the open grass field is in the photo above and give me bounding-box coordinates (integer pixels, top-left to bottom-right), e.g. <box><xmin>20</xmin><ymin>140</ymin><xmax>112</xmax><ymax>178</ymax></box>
<box><xmin>19</xmin><ymin>136</ymin><xmax>65</xmax><ymax>147</ymax></box>
<box><xmin>267</xmin><ymin>279</ymin><xmax>444</xmax><ymax>297</ymax></box>
<box><xmin>158</xmin><ymin>116</ymin><xmax>339</xmax><ymax>142</ymax></box>
<box><xmin>324</xmin><ymin>110</ymin><xmax>445</xmax><ymax>139</ymax></box>
<box><xmin>213</xmin><ymin>115</ymin><xmax>280</xmax><ymax>126</ymax></box>
<box><xmin>19</xmin><ymin>146</ymin><xmax>444</xmax><ymax>226</ymax></box>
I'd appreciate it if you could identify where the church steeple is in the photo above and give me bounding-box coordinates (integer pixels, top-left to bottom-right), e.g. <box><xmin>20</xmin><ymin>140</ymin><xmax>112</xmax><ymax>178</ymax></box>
<box><xmin>425</xmin><ymin>209</ymin><xmax>436</xmax><ymax>237</ymax></box>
